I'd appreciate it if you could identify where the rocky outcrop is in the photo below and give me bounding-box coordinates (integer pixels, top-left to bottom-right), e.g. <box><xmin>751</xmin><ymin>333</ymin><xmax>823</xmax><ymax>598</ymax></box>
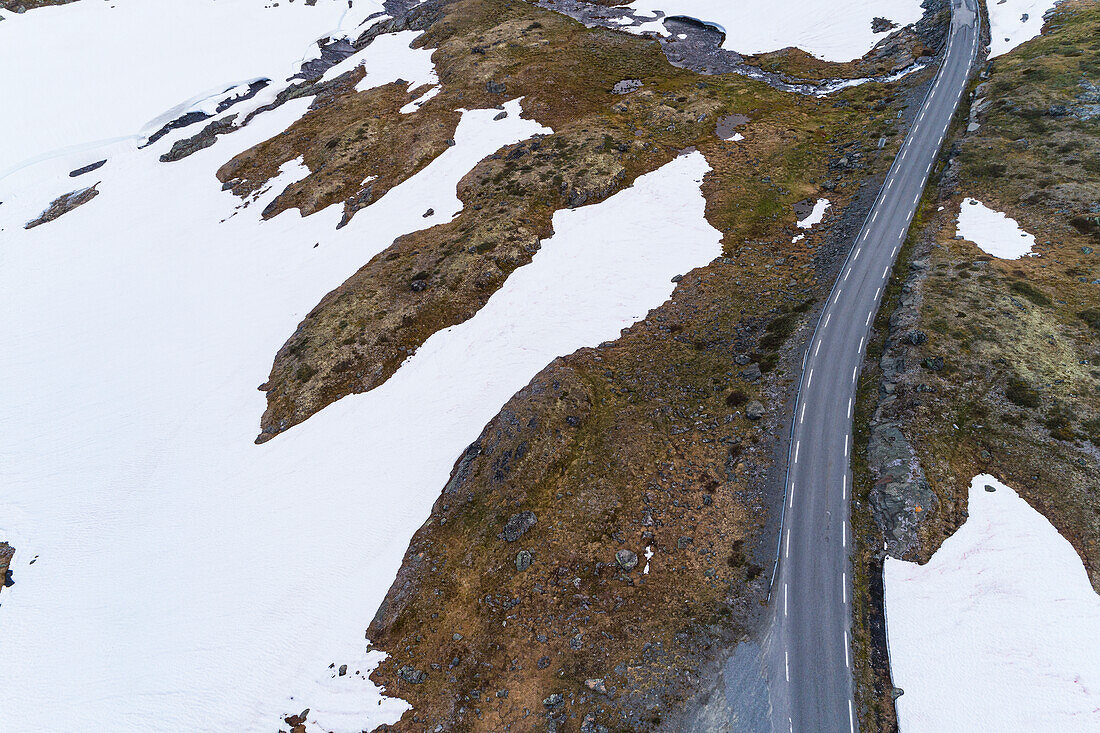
<box><xmin>865</xmin><ymin>257</ymin><xmax>939</xmax><ymax>558</ymax></box>
<box><xmin>160</xmin><ymin>115</ymin><xmax>238</xmax><ymax>163</ymax></box>
<box><xmin>0</xmin><ymin>542</ymin><xmax>14</xmax><ymax>593</ymax></box>
<box><xmin>24</xmin><ymin>184</ymin><xmax>99</xmax><ymax>229</ymax></box>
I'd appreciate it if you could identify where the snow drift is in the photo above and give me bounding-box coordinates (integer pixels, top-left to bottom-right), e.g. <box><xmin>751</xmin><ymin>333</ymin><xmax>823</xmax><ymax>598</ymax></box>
<box><xmin>885</xmin><ymin>475</ymin><xmax>1100</xmax><ymax>733</ymax></box>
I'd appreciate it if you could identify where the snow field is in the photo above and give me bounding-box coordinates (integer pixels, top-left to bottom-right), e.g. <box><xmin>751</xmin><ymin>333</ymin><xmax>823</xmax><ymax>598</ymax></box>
<box><xmin>0</xmin><ymin>0</ymin><xmax>387</xmax><ymax>174</ymax></box>
<box><xmin>0</xmin><ymin>38</ymin><xmax>722</xmax><ymax>732</ymax></box>
<box><xmin>987</xmin><ymin>0</ymin><xmax>1058</xmax><ymax>58</ymax></box>
<box><xmin>885</xmin><ymin>475</ymin><xmax>1100</xmax><ymax>733</ymax></box>
<box><xmin>956</xmin><ymin>197</ymin><xmax>1036</xmax><ymax>259</ymax></box>
<box><xmin>619</xmin><ymin>0</ymin><xmax>924</xmax><ymax>62</ymax></box>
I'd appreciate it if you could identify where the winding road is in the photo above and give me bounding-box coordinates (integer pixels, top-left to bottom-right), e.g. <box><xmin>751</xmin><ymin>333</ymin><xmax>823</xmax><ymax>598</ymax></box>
<box><xmin>767</xmin><ymin>1</ymin><xmax>981</xmax><ymax>731</ymax></box>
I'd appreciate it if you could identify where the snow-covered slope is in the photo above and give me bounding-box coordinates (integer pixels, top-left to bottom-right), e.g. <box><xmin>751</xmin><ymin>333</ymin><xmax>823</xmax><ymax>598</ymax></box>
<box><xmin>620</xmin><ymin>0</ymin><xmax>924</xmax><ymax>62</ymax></box>
<box><xmin>0</xmin><ymin>12</ymin><xmax>724</xmax><ymax>728</ymax></box>
<box><xmin>885</xmin><ymin>475</ymin><xmax>1100</xmax><ymax>733</ymax></box>
<box><xmin>0</xmin><ymin>0</ymin><xmax>385</xmax><ymax>174</ymax></box>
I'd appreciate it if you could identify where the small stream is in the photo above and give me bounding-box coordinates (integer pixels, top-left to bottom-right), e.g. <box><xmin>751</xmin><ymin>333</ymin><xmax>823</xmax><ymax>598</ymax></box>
<box><xmin>537</xmin><ymin>0</ymin><xmax>930</xmax><ymax>96</ymax></box>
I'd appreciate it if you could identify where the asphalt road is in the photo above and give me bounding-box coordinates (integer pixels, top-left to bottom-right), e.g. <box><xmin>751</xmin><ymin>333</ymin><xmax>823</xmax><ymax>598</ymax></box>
<box><xmin>767</xmin><ymin>1</ymin><xmax>981</xmax><ymax>731</ymax></box>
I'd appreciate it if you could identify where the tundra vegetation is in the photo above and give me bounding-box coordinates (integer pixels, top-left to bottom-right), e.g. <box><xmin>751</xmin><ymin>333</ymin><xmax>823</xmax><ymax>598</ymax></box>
<box><xmin>851</xmin><ymin>2</ymin><xmax>1100</xmax><ymax>729</ymax></box>
<box><xmin>212</xmin><ymin>0</ymin><xmax>950</xmax><ymax>729</ymax></box>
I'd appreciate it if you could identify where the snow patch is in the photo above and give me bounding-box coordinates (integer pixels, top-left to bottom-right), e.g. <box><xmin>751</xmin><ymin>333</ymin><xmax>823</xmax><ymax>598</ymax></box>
<box><xmin>956</xmin><ymin>198</ymin><xmax>1036</xmax><ymax>259</ymax></box>
<box><xmin>987</xmin><ymin>0</ymin><xmax>1057</xmax><ymax>58</ymax></box>
<box><xmin>617</xmin><ymin>0</ymin><xmax>924</xmax><ymax>62</ymax></box>
<box><xmin>885</xmin><ymin>474</ymin><xmax>1100</xmax><ymax>733</ymax></box>
<box><xmin>315</xmin><ymin>30</ymin><xmax>437</xmax><ymax>94</ymax></box>
<box><xmin>797</xmin><ymin>198</ymin><xmax>830</xmax><ymax>229</ymax></box>
<box><xmin>401</xmin><ymin>85</ymin><xmax>442</xmax><ymax>114</ymax></box>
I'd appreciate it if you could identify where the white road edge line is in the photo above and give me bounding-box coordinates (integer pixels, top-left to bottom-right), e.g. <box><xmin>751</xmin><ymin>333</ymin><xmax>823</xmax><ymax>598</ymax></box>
<box><xmin>844</xmin><ymin>630</ymin><xmax>851</xmax><ymax>669</ymax></box>
<box><xmin>784</xmin><ymin>583</ymin><xmax>789</xmax><ymax>617</ymax></box>
<box><xmin>843</xmin><ymin>521</ymin><xmax>847</xmax><ymax>549</ymax></box>
<box><xmin>843</xmin><ymin>571</ymin><xmax>848</xmax><ymax>603</ymax></box>
<box><xmin>849</xmin><ymin>699</ymin><xmax>856</xmax><ymax>733</ymax></box>
<box><xmin>785</xmin><ymin>528</ymin><xmax>790</xmax><ymax>558</ymax></box>
<box><xmin>789</xmin><ymin>480</ymin><xmax>796</xmax><ymax>508</ymax></box>
<box><xmin>785</xmin><ymin>649</ymin><xmax>790</xmax><ymax>681</ymax></box>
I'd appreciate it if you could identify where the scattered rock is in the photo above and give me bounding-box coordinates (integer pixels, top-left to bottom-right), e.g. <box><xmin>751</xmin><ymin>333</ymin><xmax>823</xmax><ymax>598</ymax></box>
<box><xmin>741</xmin><ymin>363</ymin><xmax>763</xmax><ymax>382</ymax></box>
<box><xmin>921</xmin><ymin>356</ymin><xmax>945</xmax><ymax>371</ymax></box>
<box><xmin>501</xmin><ymin>511</ymin><xmax>537</xmax><ymax>542</ymax></box>
<box><xmin>543</xmin><ymin>692</ymin><xmax>564</xmax><ymax>708</ymax></box>
<box><xmin>584</xmin><ymin>677</ymin><xmax>608</xmax><ymax>694</ymax></box>
<box><xmin>422</xmin><ymin>208</ymin><xmax>434</xmax><ymax>217</ymax></box>
<box><xmin>581</xmin><ymin>713</ymin><xmax>610</xmax><ymax>733</ymax></box>
<box><xmin>615</xmin><ymin>549</ymin><xmax>638</xmax><ymax>571</ymax></box>
<box><xmin>486</xmin><ymin>80</ymin><xmax>506</xmax><ymax>94</ymax></box>
<box><xmin>338</xmin><ymin>664</ymin><xmax>347</xmax><ymax>676</ymax></box>
<box><xmin>397</xmin><ymin>665</ymin><xmax>428</xmax><ymax>684</ymax></box>
<box><xmin>493</xmin><ymin>110</ymin><xmax>508</xmax><ymax>120</ymax></box>
<box><xmin>906</xmin><ymin>330</ymin><xmax>928</xmax><ymax>345</ymax></box>
<box><xmin>611</xmin><ymin>79</ymin><xmax>643</xmax><ymax>94</ymax></box>
<box><xmin>515</xmin><ymin>549</ymin><xmax>533</xmax><ymax>571</ymax></box>
<box><xmin>745</xmin><ymin>400</ymin><xmax>765</xmax><ymax>420</ymax></box>
<box><xmin>411</xmin><ymin>279</ymin><xmax>429</xmax><ymax>292</ymax></box>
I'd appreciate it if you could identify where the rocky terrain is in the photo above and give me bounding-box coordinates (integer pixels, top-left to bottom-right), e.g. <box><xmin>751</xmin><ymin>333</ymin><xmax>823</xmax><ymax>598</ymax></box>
<box><xmin>16</xmin><ymin>0</ymin><xmax>1078</xmax><ymax>731</ymax></box>
<box><xmin>195</xmin><ymin>1</ymin><xmax>958</xmax><ymax>730</ymax></box>
<box><xmin>851</xmin><ymin>1</ymin><xmax>1100</xmax><ymax>728</ymax></box>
